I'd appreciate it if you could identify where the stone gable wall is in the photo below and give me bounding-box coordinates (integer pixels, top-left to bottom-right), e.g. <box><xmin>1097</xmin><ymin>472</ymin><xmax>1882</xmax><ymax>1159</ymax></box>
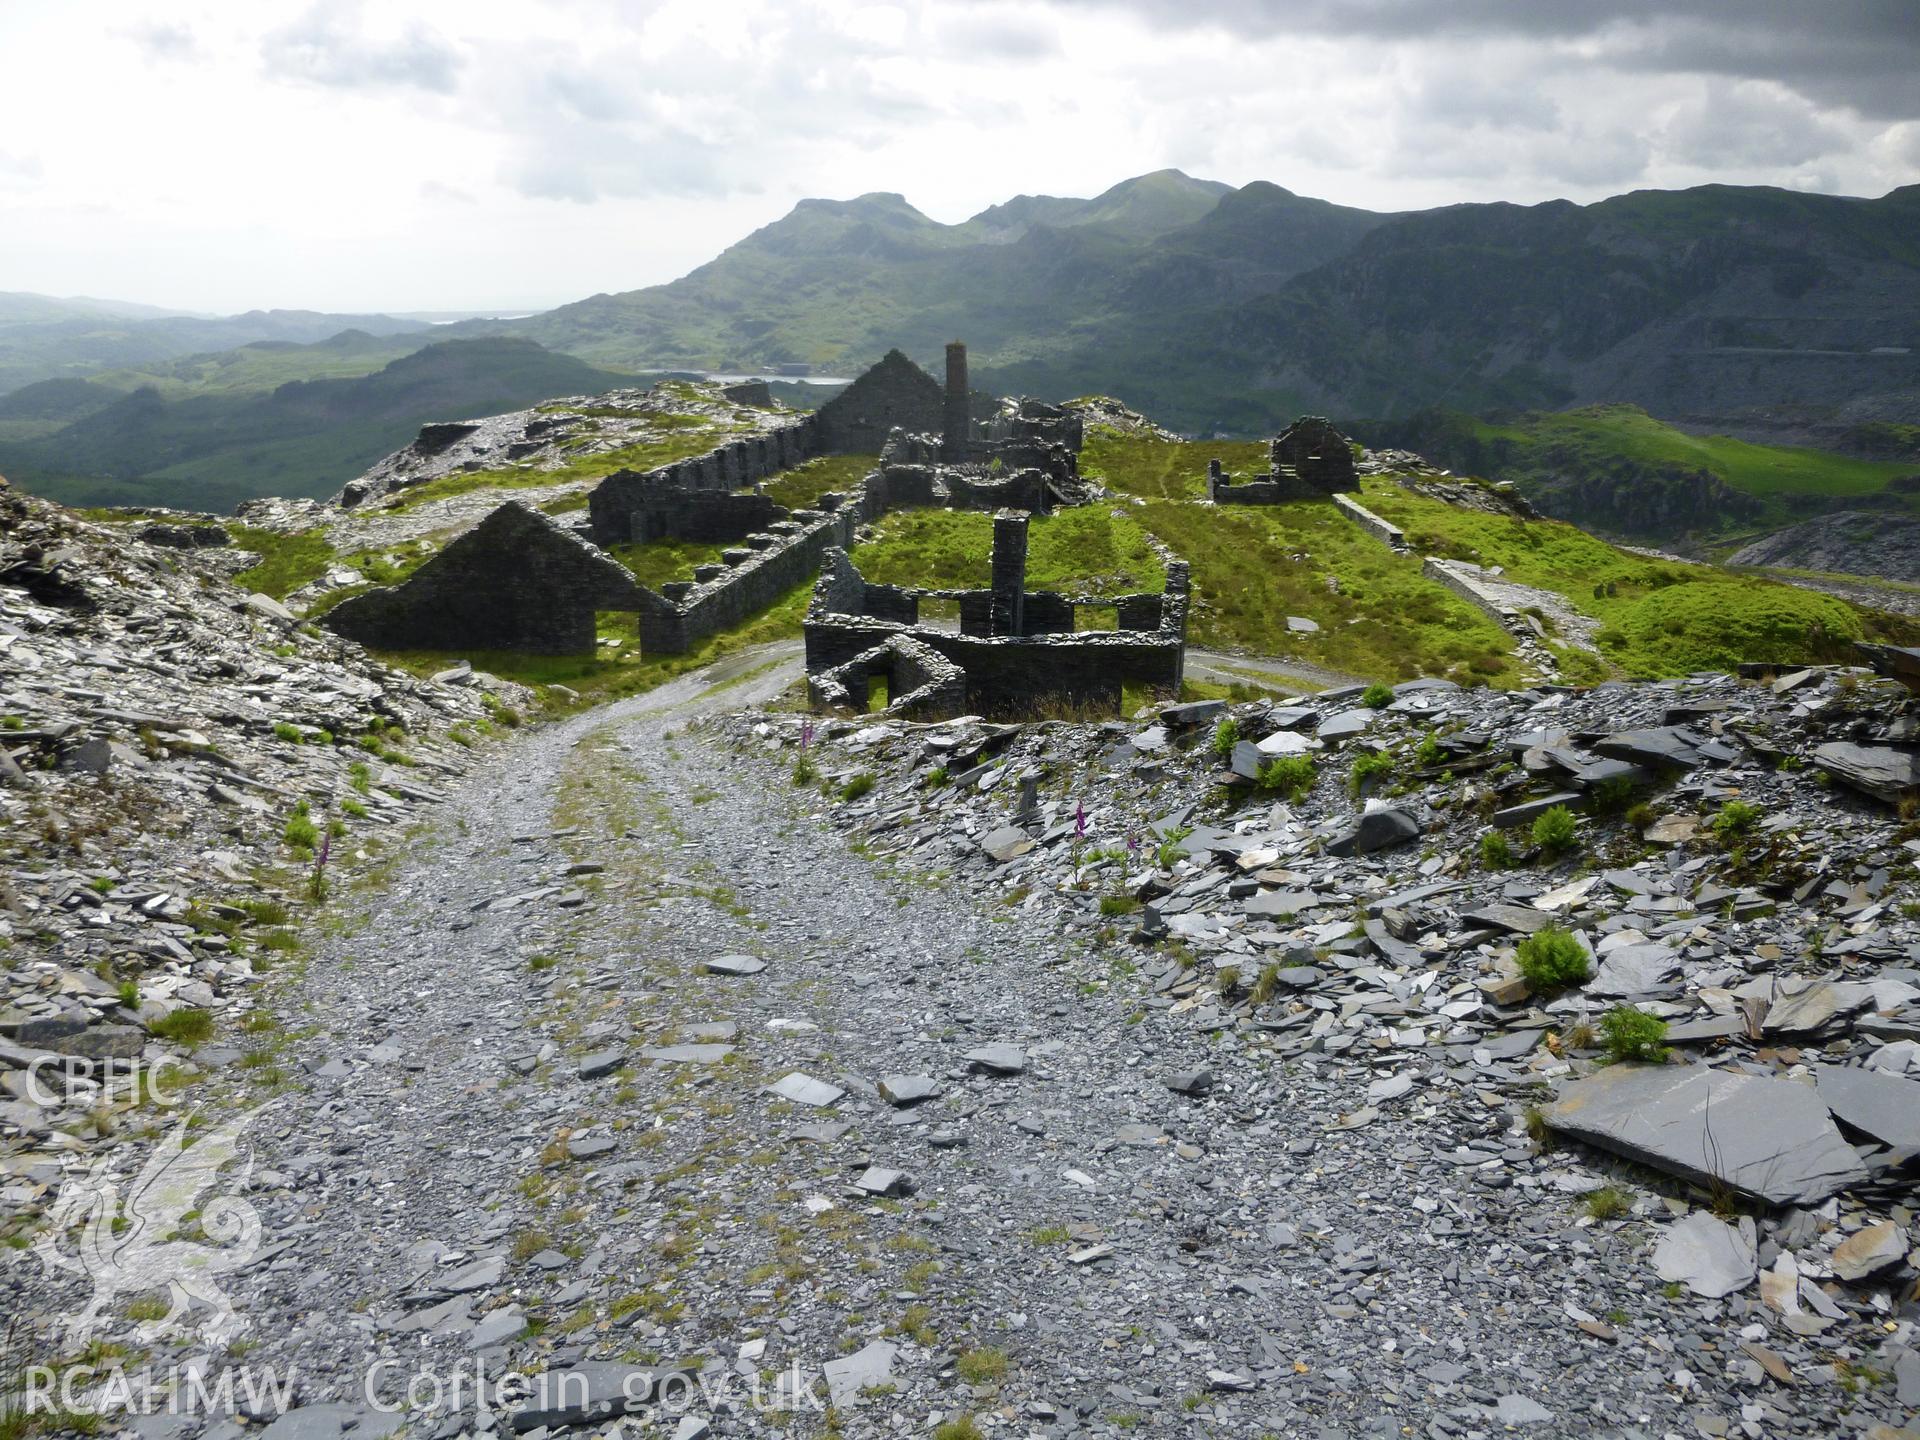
<box><xmin>815</xmin><ymin>350</ymin><xmax>944</xmax><ymax>455</ymax></box>
<box><xmin>325</xmin><ymin>501</ymin><xmax>644</xmax><ymax>656</ymax></box>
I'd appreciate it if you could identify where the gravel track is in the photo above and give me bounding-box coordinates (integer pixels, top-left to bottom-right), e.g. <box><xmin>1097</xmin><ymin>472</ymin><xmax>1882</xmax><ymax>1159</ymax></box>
<box><xmin>17</xmin><ymin>644</ymin><xmax>1888</xmax><ymax>1440</ymax></box>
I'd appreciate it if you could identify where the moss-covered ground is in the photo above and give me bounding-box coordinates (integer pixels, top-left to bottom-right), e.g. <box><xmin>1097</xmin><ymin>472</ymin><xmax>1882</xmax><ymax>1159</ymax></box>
<box><xmin>1360</xmin><ymin>479</ymin><xmax>1920</xmax><ymax>676</ymax></box>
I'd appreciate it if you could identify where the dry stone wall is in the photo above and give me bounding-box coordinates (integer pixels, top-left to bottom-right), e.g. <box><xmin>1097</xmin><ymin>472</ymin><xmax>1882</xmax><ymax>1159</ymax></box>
<box><xmin>638</xmin><ymin>501</ymin><xmax>858</xmax><ymax>656</ymax></box>
<box><xmin>587</xmin><ymin>419</ymin><xmax>817</xmax><ymax>546</ymax></box>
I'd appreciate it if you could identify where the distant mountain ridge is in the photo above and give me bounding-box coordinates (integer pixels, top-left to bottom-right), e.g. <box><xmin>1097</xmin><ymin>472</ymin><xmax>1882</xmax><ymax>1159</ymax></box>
<box><xmin>479</xmin><ymin>171</ymin><xmax>1920</xmax><ymax>436</ymax></box>
<box><xmin>6</xmin><ymin>169</ymin><xmax>1918</xmax><ymax>512</ymax></box>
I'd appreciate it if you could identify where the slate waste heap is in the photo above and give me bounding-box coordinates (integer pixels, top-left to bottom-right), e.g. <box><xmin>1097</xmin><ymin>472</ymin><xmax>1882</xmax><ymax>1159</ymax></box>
<box><xmin>721</xmin><ymin>646</ymin><xmax>1920</xmax><ymax>1410</ymax></box>
<box><xmin>0</xmin><ymin>473</ymin><xmax>516</xmax><ymax>1224</ymax></box>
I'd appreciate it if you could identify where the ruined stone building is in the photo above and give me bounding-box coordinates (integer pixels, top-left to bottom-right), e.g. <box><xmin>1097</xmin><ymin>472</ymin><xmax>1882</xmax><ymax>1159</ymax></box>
<box><xmin>324</xmin><ymin>347</ymin><xmax>1103</xmax><ymax>665</ymax></box>
<box><xmin>805</xmin><ymin>511</ymin><xmax>1189</xmax><ymax>717</ymax></box>
<box><xmin>1210</xmin><ymin>415</ymin><xmax>1360</xmax><ymax>503</ymax></box>
<box><xmin>812</xmin><ymin>349</ymin><xmax>946</xmax><ymax>455</ymax></box>
<box><xmin>326</xmin><ymin>501</ymin><xmax>647</xmax><ymax>655</ymax></box>
<box><xmin>586</xmin><ymin>420</ymin><xmax>815</xmax><ymax>547</ymax></box>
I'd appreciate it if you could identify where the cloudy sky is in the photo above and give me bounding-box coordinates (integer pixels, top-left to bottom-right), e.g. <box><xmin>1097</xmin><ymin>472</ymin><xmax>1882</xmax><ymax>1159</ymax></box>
<box><xmin>2</xmin><ymin>0</ymin><xmax>1916</xmax><ymax>314</ymax></box>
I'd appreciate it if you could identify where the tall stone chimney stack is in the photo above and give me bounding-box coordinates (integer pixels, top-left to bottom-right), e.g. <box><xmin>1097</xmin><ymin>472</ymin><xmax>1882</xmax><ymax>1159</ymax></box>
<box><xmin>943</xmin><ymin>340</ymin><xmax>970</xmax><ymax>462</ymax></box>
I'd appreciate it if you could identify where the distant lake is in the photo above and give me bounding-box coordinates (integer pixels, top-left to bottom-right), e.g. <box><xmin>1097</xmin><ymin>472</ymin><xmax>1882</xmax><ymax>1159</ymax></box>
<box><xmin>698</xmin><ymin>371</ymin><xmax>852</xmax><ymax>386</ymax></box>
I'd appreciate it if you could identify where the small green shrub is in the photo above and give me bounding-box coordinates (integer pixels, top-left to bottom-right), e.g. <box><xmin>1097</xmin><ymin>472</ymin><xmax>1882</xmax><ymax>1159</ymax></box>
<box><xmin>1515</xmin><ymin>926</ymin><xmax>1591</xmax><ymax>993</ymax></box>
<box><xmin>1414</xmin><ymin>732</ymin><xmax>1444</xmax><ymax>768</ymax></box>
<box><xmin>925</xmin><ymin>765</ymin><xmax>950</xmax><ymax>788</ymax></box>
<box><xmin>1600</xmin><ymin>1006</ymin><xmax>1669</xmax><ymax>1064</ymax></box>
<box><xmin>1360</xmin><ymin>682</ymin><xmax>1395</xmax><ymax>709</ymax></box>
<box><xmin>1209</xmin><ymin>716</ymin><xmax>1241</xmax><ymax>760</ymax></box>
<box><xmin>1479</xmin><ymin>830</ymin><xmax>1514</xmax><ymax>869</ymax></box>
<box><xmin>116</xmin><ymin>980</ymin><xmax>141</xmax><ymax>1009</ymax></box>
<box><xmin>272</xmin><ymin>722</ymin><xmax>304</xmax><ymax>744</ymax></box>
<box><xmin>1531</xmin><ymin>804</ymin><xmax>1578</xmax><ymax>854</ymax></box>
<box><xmin>1154</xmin><ymin>825</ymin><xmax>1192</xmax><ymax>869</ymax></box>
<box><xmin>341</xmin><ymin>797</ymin><xmax>368</xmax><ymax>818</ymax></box>
<box><xmin>838</xmin><ymin>772</ymin><xmax>875</xmax><ymax>802</ymax></box>
<box><xmin>1098</xmin><ymin>896</ymin><xmax>1140</xmax><ymax>917</ymax></box>
<box><xmin>347</xmin><ymin>761</ymin><xmax>372</xmax><ymax>794</ymax></box>
<box><xmin>1348</xmin><ymin>749</ymin><xmax>1394</xmax><ymax>795</ymax></box>
<box><xmin>792</xmin><ymin>756</ymin><xmax>818</xmax><ymax>786</ymax></box>
<box><xmin>1256</xmin><ymin>755</ymin><xmax>1315</xmax><ymax>799</ymax></box>
<box><xmin>1710</xmin><ymin>800</ymin><xmax>1761</xmax><ymax>841</ymax></box>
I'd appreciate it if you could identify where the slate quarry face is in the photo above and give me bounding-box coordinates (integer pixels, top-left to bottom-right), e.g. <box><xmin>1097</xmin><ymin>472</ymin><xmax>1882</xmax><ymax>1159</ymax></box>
<box><xmin>325</xmin><ymin>501</ymin><xmax>644</xmax><ymax>656</ymax></box>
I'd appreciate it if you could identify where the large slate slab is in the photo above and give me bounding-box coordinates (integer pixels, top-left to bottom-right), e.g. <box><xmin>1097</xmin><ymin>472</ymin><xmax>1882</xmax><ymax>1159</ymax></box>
<box><xmin>1594</xmin><ymin>726</ymin><xmax>1705</xmax><ymax>769</ymax></box>
<box><xmin>1540</xmin><ymin>1063</ymin><xmax>1869</xmax><ymax>1206</ymax></box>
<box><xmin>1587</xmin><ymin>943</ymin><xmax>1681</xmax><ymax>997</ymax></box>
<box><xmin>876</xmin><ymin>1074</ymin><xmax>942</xmax><ymax>1106</ymax></box>
<box><xmin>701</xmin><ymin>955</ymin><xmax>766</xmax><ymax>977</ymax></box>
<box><xmin>1327</xmin><ymin>806</ymin><xmax>1420</xmax><ymax>857</ymax></box>
<box><xmin>979</xmin><ymin>825</ymin><xmax>1034</xmax><ymax>862</ymax></box>
<box><xmin>766</xmin><ymin>1072</ymin><xmax>845</xmax><ymax>1107</ymax></box>
<box><xmin>963</xmin><ymin>1043</ymin><xmax>1027</xmax><ymax>1075</ymax></box>
<box><xmin>1812</xmin><ymin>741</ymin><xmax>1920</xmax><ymax>802</ymax></box>
<box><xmin>1814</xmin><ymin>1064</ymin><xmax>1920</xmax><ymax>1149</ymax></box>
<box><xmin>821</xmin><ymin>1340</ymin><xmax>899</xmax><ymax>1407</ymax></box>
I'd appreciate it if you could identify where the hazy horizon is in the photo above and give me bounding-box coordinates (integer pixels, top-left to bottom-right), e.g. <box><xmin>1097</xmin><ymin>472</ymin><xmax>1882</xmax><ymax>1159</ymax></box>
<box><xmin>3</xmin><ymin>0</ymin><xmax>1917</xmax><ymax>315</ymax></box>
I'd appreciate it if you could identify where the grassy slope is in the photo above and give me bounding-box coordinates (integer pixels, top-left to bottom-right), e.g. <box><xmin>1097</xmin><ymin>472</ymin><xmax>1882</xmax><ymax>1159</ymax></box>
<box><xmin>851</xmin><ymin>507</ymin><xmax>1166</xmax><ymax>595</ymax></box>
<box><xmin>85</xmin><ymin>332</ymin><xmax>430</xmax><ymax>399</ymax></box>
<box><xmin>1359</xmin><ymin>477</ymin><xmax>1920</xmax><ymax>676</ymax></box>
<box><xmin>1369</xmin><ymin>404</ymin><xmax>1920</xmax><ymax>549</ymax></box>
<box><xmin>1071</xmin><ymin>427</ymin><xmax>1920</xmax><ymax>683</ymax></box>
<box><xmin>1077</xmin><ymin>432</ymin><xmax>1524</xmax><ymax>683</ymax></box>
<box><xmin>1477</xmin><ymin>407</ymin><xmax>1911</xmax><ymax>501</ymax></box>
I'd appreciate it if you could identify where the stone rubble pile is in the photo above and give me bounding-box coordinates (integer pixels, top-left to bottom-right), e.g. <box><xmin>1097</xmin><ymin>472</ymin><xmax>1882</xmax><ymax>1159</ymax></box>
<box><xmin>722</xmin><ymin>658</ymin><xmax>1920</xmax><ymax>1394</ymax></box>
<box><xmin>0</xmin><ymin>477</ymin><xmax>516</xmax><ymax>1232</ymax></box>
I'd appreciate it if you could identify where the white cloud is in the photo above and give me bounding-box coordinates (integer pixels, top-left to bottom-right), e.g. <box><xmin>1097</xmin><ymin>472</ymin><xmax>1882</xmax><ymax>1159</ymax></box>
<box><xmin>0</xmin><ymin>0</ymin><xmax>1911</xmax><ymax>312</ymax></box>
<box><xmin>260</xmin><ymin>0</ymin><xmax>463</xmax><ymax>93</ymax></box>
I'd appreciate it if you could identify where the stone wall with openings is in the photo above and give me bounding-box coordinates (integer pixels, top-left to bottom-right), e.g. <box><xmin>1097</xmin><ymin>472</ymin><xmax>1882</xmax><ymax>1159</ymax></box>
<box><xmin>1209</xmin><ymin>415</ymin><xmax>1360</xmax><ymax>505</ymax></box>
<box><xmin>802</xmin><ymin>512</ymin><xmax>1189</xmax><ymax>715</ymax></box>
<box><xmin>587</xmin><ymin>419</ymin><xmax>818</xmax><ymax>547</ymax></box>
<box><xmin>808</xmin><ymin>634</ymin><xmax>968</xmax><ymax>721</ymax></box>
